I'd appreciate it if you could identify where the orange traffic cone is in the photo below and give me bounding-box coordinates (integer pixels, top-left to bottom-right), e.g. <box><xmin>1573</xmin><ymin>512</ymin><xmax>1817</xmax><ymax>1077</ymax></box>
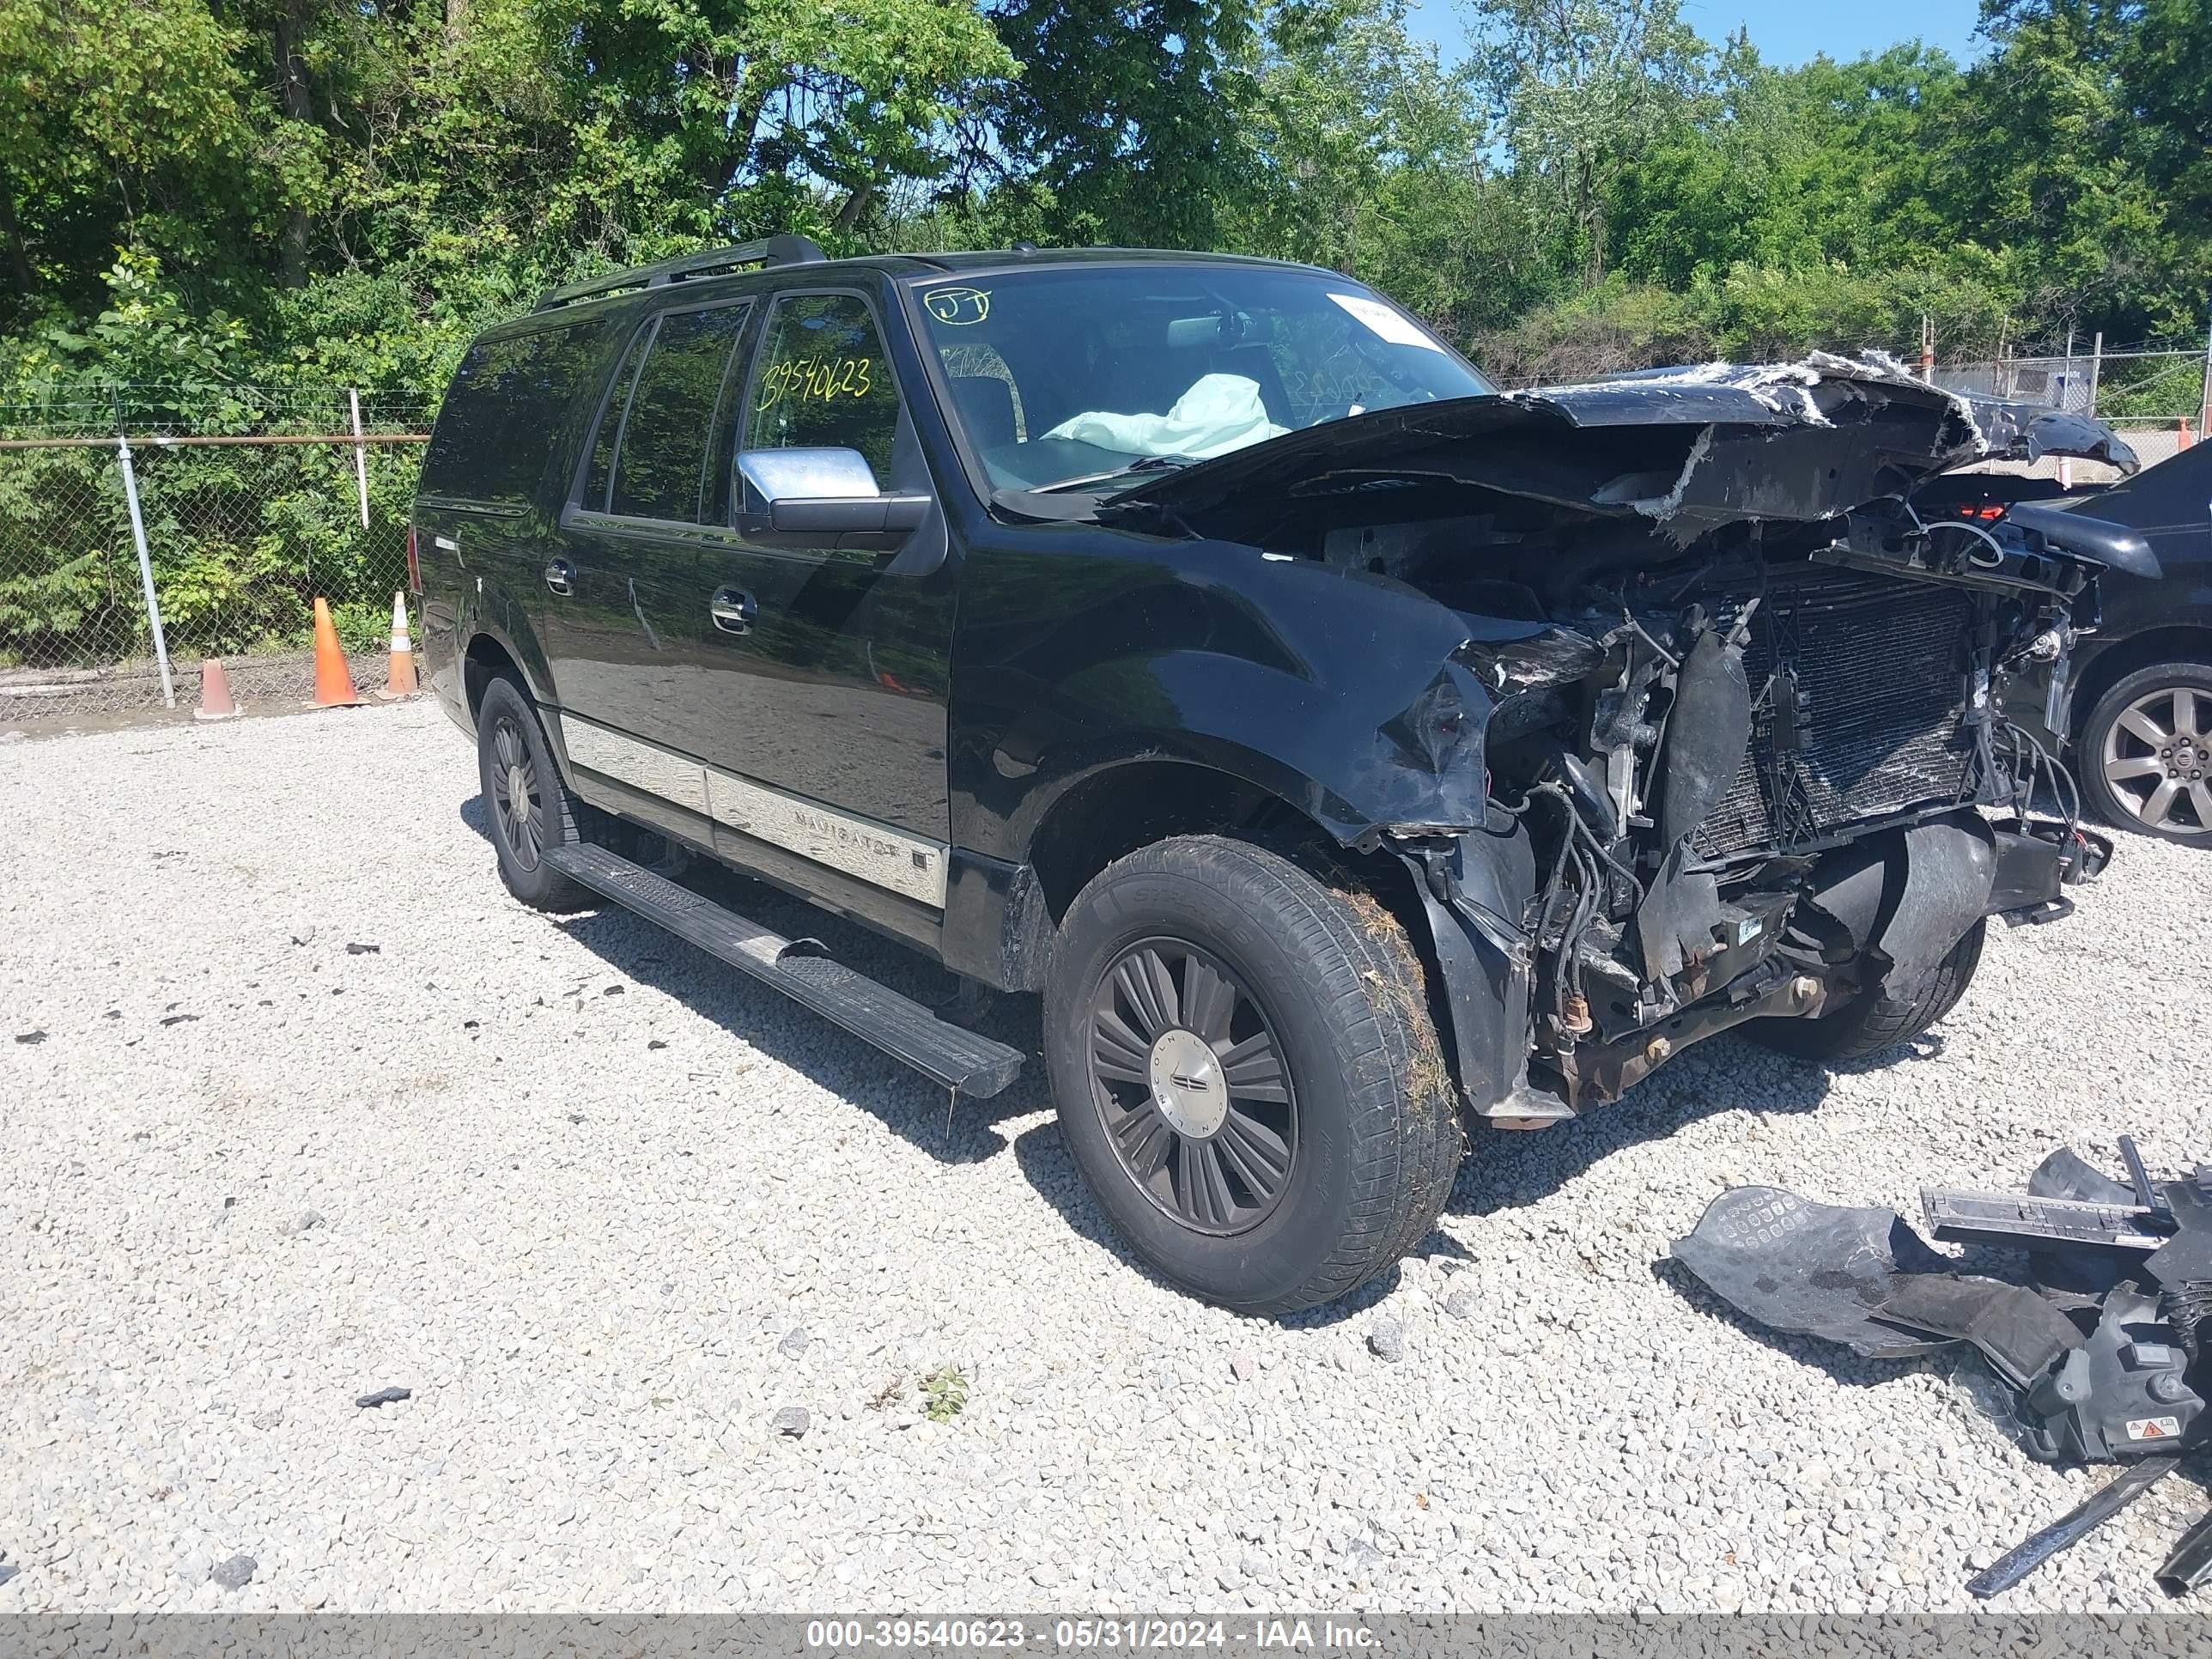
<box><xmin>377</xmin><ymin>592</ymin><xmax>419</xmax><ymax>701</ymax></box>
<box><xmin>193</xmin><ymin>658</ymin><xmax>240</xmax><ymax>722</ymax></box>
<box><xmin>308</xmin><ymin>597</ymin><xmax>362</xmax><ymax>708</ymax></box>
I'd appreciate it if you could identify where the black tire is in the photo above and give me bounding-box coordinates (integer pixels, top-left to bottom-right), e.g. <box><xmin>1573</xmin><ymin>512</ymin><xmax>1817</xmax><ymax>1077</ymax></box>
<box><xmin>1749</xmin><ymin>919</ymin><xmax>1986</xmax><ymax>1063</ymax></box>
<box><xmin>1042</xmin><ymin>836</ymin><xmax>1462</xmax><ymax>1316</ymax></box>
<box><xmin>2076</xmin><ymin>660</ymin><xmax>2212</xmax><ymax>843</ymax></box>
<box><xmin>475</xmin><ymin>676</ymin><xmax>588</xmax><ymax>912</ymax></box>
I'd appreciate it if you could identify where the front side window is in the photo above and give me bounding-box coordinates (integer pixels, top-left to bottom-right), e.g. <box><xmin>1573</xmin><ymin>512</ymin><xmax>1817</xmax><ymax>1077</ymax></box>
<box><xmin>905</xmin><ymin>267</ymin><xmax>1492</xmax><ymax>492</ymax></box>
<box><xmin>744</xmin><ymin>294</ymin><xmax>905</xmax><ymax>485</ymax></box>
<box><xmin>603</xmin><ymin>302</ymin><xmax>750</xmax><ymax>522</ymax></box>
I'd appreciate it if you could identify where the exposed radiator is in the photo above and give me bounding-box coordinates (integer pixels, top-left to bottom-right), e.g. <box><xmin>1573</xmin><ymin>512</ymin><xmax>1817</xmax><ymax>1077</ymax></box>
<box><xmin>1691</xmin><ymin>570</ymin><xmax>1979</xmax><ymax>860</ymax></box>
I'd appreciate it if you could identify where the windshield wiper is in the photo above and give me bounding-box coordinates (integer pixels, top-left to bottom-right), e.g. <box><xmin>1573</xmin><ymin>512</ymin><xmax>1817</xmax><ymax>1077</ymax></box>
<box><xmin>1035</xmin><ymin>454</ymin><xmax>1194</xmax><ymax>494</ymax></box>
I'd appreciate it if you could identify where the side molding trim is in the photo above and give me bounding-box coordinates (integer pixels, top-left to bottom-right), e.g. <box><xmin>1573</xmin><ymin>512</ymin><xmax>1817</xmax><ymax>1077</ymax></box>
<box><xmin>556</xmin><ymin>714</ymin><xmax>948</xmax><ymax>908</ymax></box>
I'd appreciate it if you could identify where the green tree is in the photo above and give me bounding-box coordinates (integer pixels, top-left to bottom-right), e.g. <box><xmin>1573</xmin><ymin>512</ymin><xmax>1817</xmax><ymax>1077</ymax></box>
<box><xmin>1465</xmin><ymin>0</ymin><xmax>1710</xmax><ymax>284</ymax></box>
<box><xmin>982</xmin><ymin>0</ymin><xmax>1260</xmax><ymax>249</ymax></box>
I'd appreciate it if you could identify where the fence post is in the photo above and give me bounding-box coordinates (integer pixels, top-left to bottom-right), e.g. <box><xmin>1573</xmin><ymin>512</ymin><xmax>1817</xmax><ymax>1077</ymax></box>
<box><xmin>349</xmin><ymin>387</ymin><xmax>371</xmax><ymax>530</ymax></box>
<box><xmin>2089</xmin><ymin>331</ymin><xmax>2104</xmax><ymax>417</ymax></box>
<box><xmin>115</xmin><ymin>434</ymin><xmax>177</xmax><ymax>710</ymax></box>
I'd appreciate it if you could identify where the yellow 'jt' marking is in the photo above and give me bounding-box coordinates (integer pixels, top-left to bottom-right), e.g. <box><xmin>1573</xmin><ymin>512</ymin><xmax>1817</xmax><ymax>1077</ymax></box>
<box><xmin>923</xmin><ymin>287</ymin><xmax>991</xmax><ymax>325</ymax></box>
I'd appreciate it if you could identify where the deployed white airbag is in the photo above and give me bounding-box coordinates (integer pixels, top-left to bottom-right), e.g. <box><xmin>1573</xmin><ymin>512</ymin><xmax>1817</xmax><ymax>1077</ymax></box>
<box><xmin>1041</xmin><ymin>373</ymin><xmax>1286</xmax><ymax>460</ymax></box>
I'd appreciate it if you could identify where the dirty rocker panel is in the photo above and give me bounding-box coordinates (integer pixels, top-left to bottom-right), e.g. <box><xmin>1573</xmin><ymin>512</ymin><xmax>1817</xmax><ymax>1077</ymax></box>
<box><xmin>556</xmin><ymin>713</ymin><xmax>949</xmax><ymax>907</ymax></box>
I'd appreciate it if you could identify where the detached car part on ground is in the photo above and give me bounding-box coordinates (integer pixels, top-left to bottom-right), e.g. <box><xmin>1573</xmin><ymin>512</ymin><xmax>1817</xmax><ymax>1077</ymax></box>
<box><xmin>415</xmin><ymin>244</ymin><xmax>2156</xmax><ymax>1316</ymax></box>
<box><xmin>1673</xmin><ymin>1138</ymin><xmax>2212</xmax><ymax>1599</ymax></box>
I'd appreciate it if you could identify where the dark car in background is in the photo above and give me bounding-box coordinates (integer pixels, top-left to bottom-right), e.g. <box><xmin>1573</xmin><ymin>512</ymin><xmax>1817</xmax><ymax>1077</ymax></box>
<box><xmin>1933</xmin><ymin>442</ymin><xmax>2212</xmax><ymax>842</ymax></box>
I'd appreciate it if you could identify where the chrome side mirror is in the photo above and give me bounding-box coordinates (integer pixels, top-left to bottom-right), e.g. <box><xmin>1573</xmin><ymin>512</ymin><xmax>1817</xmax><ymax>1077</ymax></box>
<box><xmin>735</xmin><ymin>447</ymin><xmax>932</xmax><ymax>536</ymax></box>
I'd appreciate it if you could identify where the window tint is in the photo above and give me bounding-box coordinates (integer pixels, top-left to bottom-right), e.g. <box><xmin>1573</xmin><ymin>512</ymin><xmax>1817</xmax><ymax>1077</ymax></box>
<box><xmin>609</xmin><ymin>303</ymin><xmax>750</xmax><ymax>522</ymax></box>
<box><xmin>422</xmin><ymin>319</ymin><xmax>608</xmax><ymax>508</ymax></box>
<box><xmin>581</xmin><ymin>326</ymin><xmax>650</xmax><ymax>512</ymax></box>
<box><xmin>744</xmin><ymin>295</ymin><xmax>903</xmax><ymax>483</ymax></box>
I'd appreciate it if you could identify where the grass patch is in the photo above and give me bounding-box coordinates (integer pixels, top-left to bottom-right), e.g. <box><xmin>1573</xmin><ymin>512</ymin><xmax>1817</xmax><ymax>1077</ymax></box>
<box><xmin>920</xmin><ymin>1364</ymin><xmax>969</xmax><ymax>1423</ymax></box>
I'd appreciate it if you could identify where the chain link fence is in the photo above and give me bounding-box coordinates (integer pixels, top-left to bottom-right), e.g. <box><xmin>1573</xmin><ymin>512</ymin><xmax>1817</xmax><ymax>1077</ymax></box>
<box><xmin>1933</xmin><ymin>343</ymin><xmax>2210</xmax><ymax>473</ymax></box>
<box><xmin>0</xmin><ymin>386</ymin><xmax>434</xmax><ymax>719</ymax></box>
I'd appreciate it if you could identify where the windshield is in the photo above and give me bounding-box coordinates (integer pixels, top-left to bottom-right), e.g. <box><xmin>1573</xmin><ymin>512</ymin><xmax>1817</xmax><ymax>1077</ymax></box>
<box><xmin>905</xmin><ymin>264</ymin><xmax>1492</xmax><ymax>493</ymax></box>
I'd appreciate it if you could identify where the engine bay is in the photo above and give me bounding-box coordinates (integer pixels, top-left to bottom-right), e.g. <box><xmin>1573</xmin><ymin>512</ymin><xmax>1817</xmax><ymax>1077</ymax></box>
<box><xmin>1095</xmin><ymin>353</ymin><xmax>2150</xmax><ymax>1117</ymax></box>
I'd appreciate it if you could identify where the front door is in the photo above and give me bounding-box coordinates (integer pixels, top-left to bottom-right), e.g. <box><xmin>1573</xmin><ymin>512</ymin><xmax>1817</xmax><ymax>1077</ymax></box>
<box><xmin>542</xmin><ymin>298</ymin><xmax>754</xmax><ymax>795</ymax></box>
<box><xmin>696</xmin><ymin>289</ymin><xmax>958</xmax><ymax>879</ymax></box>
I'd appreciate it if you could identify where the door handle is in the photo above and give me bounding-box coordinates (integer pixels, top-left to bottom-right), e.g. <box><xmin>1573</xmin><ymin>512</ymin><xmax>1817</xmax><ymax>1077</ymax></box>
<box><xmin>544</xmin><ymin>559</ymin><xmax>575</xmax><ymax>597</ymax></box>
<box><xmin>709</xmin><ymin>587</ymin><xmax>757</xmax><ymax>635</ymax></box>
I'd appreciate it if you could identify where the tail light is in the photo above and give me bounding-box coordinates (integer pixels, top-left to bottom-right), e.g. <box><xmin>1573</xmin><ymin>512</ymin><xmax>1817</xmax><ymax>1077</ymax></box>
<box><xmin>405</xmin><ymin>525</ymin><xmax>422</xmax><ymax>593</ymax></box>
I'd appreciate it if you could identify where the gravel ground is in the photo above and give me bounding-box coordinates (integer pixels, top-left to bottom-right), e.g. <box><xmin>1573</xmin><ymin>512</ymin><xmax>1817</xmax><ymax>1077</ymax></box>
<box><xmin>3</xmin><ymin>700</ymin><xmax>2210</xmax><ymax>1614</ymax></box>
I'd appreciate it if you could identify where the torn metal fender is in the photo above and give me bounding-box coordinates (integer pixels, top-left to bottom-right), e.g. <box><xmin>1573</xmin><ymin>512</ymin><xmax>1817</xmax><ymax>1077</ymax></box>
<box><xmin>1393</xmin><ymin>815</ymin><xmax>1541</xmax><ymax>1117</ymax></box>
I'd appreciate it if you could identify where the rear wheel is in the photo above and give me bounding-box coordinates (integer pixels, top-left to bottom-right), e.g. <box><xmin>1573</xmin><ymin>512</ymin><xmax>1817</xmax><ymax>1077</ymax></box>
<box><xmin>2078</xmin><ymin>662</ymin><xmax>2212</xmax><ymax>842</ymax></box>
<box><xmin>476</xmin><ymin>677</ymin><xmax>586</xmax><ymax>912</ymax></box>
<box><xmin>1042</xmin><ymin>836</ymin><xmax>1462</xmax><ymax>1316</ymax></box>
<box><xmin>1749</xmin><ymin>920</ymin><xmax>1986</xmax><ymax>1063</ymax></box>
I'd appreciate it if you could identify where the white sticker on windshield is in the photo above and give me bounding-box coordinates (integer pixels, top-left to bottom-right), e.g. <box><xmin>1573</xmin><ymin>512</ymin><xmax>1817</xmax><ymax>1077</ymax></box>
<box><xmin>1327</xmin><ymin>292</ymin><xmax>1444</xmax><ymax>352</ymax></box>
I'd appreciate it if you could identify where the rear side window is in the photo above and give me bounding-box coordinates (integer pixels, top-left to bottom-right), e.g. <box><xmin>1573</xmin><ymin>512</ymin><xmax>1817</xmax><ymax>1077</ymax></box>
<box><xmin>422</xmin><ymin>320</ymin><xmax>606</xmax><ymax>508</ymax></box>
<box><xmin>744</xmin><ymin>295</ymin><xmax>903</xmax><ymax>483</ymax></box>
<box><xmin>607</xmin><ymin>303</ymin><xmax>750</xmax><ymax>522</ymax></box>
<box><xmin>581</xmin><ymin>327</ymin><xmax>651</xmax><ymax>512</ymax></box>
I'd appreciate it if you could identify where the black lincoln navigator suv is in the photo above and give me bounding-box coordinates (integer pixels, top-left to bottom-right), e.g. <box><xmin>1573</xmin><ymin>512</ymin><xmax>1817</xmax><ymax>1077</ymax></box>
<box><xmin>415</xmin><ymin>237</ymin><xmax>2150</xmax><ymax>1313</ymax></box>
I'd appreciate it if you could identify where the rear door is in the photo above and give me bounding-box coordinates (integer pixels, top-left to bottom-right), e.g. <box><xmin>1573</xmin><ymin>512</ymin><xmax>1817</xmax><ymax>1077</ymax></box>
<box><xmin>696</xmin><ymin>289</ymin><xmax>958</xmax><ymax>870</ymax></box>
<box><xmin>543</xmin><ymin>296</ymin><xmax>755</xmax><ymax>771</ymax></box>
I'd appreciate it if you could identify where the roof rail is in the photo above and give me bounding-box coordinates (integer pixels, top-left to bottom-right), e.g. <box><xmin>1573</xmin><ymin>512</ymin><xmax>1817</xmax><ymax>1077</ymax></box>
<box><xmin>533</xmin><ymin>235</ymin><xmax>829</xmax><ymax>313</ymax></box>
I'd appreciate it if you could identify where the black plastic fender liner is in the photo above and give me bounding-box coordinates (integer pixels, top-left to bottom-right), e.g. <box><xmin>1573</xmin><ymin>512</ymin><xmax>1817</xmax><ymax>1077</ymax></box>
<box><xmin>1796</xmin><ymin>811</ymin><xmax>1996</xmax><ymax>996</ymax></box>
<box><xmin>1395</xmin><ymin>814</ymin><xmax>1541</xmax><ymax>1116</ymax></box>
<box><xmin>1670</xmin><ymin>1186</ymin><xmax>1958</xmax><ymax>1358</ymax></box>
<box><xmin>1633</xmin><ymin>842</ymin><xmax>1723</xmax><ymax>981</ymax></box>
<box><xmin>1657</xmin><ymin>627</ymin><xmax>1754</xmax><ymax>848</ymax></box>
<box><xmin>1877</xmin><ymin>815</ymin><xmax>1997</xmax><ymax>995</ymax></box>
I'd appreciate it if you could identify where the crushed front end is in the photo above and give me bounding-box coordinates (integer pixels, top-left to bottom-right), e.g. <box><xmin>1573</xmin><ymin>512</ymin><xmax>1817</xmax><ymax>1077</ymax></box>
<box><xmin>1104</xmin><ymin>353</ymin><xmax>2153</xmax><ymax>1123</ymax></box>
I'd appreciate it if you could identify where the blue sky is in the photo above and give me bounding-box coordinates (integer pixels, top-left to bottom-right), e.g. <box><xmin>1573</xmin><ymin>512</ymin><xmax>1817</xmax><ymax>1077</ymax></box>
<box><xmin>1403</xmin><ymin>0</ymin><xmax>1989</xmax><ymax>68</ymax></box>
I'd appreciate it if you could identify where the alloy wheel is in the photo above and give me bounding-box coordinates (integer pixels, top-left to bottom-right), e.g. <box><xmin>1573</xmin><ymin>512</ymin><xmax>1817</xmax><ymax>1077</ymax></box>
<box><xmin>2101</xmin><ymin>685</ymin><xmax>2212</xmax><ymax>836</ymax></box>
<box><xmin>489</xmin><ymin>715</ymin><xmax>547</xmax><ymax>868</ymax></box>
<box><xmin>1087</xmin><ymin>938</ymin><xmax>1298</xmax><ymax>1236</ymax></box>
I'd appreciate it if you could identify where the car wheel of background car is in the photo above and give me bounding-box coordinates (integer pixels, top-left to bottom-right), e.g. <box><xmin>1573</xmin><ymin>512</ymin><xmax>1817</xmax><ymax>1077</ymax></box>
<box><xmin>2078</xmin><ymin>662</ymin><xmax>2212</xmax><ymax>842</ymax></box>
<box><xmin>1042</xmin><ymin>836</ymin><xmax>1462</xmax><ymax>1316</ymax></box>
<box><xmin>476</xmin><ymin>676</ymin><xmax>587</xmax><ymax>912</ymax></box>
<box><xmin>1747</xmin><ymin>920</ymin><xmax>1986</xmax><ymax>1064</ymax></box>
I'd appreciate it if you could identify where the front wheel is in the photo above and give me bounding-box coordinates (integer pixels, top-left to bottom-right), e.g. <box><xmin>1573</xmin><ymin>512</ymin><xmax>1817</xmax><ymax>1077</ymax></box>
<box><xmin>1042</xmin><ymin>836</ymin><xmax>1462</xmax><ymax>1316</ymax></box>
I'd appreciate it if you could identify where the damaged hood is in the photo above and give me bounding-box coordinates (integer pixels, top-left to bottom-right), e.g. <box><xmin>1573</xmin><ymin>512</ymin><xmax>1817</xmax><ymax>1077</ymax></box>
<box><xmin>1103</xmin><ymin>349</ymin><xmax>2140</xmax><ymax>546</ymax></box>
